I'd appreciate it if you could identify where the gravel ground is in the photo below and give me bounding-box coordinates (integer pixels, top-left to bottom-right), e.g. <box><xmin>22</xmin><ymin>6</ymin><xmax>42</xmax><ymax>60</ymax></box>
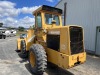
<box><xmin>0</xmin><ymin>36</ymin><xmax>100</xmax><ymax>75</ymax></box>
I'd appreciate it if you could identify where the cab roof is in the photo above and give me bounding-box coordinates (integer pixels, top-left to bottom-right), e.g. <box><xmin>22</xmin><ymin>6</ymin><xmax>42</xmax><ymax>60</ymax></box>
<box><xmin>33</xmin><ymin>5</ymin><xmax>62</xmax><ymax>14</ymax></box>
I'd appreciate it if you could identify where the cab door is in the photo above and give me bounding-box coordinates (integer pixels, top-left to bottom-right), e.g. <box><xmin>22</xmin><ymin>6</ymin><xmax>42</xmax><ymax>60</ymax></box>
<box><xmin>35</xmin><ymin>12</ymin><xmax>45</xmax><ymax>44</ymax></box>
<box><xmin>35</xmin><ymin>12</ymin><xmax>42</xmax><ymax>36</ymax></box>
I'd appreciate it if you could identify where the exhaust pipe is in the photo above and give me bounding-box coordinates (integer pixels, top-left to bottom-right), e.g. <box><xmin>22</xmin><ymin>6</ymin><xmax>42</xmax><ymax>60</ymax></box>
<box><xmin>64</xmin><ymin>2</ymin><xmax>67</xmax><ymax>26</ymax></box>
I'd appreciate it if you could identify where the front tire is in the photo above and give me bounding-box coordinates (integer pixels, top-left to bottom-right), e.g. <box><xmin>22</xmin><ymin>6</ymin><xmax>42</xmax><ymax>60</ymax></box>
<box><xmin>29</xmin><ymin>44</ymin><xmax>47</xmax><ymax>75</ymax></box>
<box><xmin>20</xmin><ymin>40</ymin><xmax>28</xmax><ymax>58</ymax></box>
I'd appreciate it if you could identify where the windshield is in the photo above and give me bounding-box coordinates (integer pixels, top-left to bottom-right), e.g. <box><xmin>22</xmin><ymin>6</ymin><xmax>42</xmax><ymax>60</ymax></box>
<box><xmin>45</xmin><ymin>13</ymin><xmax>60</xmax><ymax>25</ymax></box>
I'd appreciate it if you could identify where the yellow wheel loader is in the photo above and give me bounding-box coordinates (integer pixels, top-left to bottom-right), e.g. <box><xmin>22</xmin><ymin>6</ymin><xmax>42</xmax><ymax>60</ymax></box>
<box><xmin>17</xmin><ymin>5</ymin><xmax>86</xmax><ymax>75</ymax></box>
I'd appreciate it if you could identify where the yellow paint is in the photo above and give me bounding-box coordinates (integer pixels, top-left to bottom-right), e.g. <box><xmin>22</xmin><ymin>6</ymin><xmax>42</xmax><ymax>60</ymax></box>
<box><xmin>17</xmin><ymin>5</ymin><xmax>86</xmax><ymax>70</ymax></box>
<box><xmin>58</xmin><ymin>52</ymin><xmax>86</xmax><ymax>69</ymax></box>
<box><xmin>46</xmin><ymin>48</ymin><xmax>59</xmax><ymax>65</ymax></box>
<box><xmin>60</xmin><ymin>27</ymin><xmax>71</xmax><ymax>55</ymax></box>
<box><xmin>30</xmin><ymin>51</ymin><xmax>36</xmax><ymax>67</ymax></box>
<box><xmin>46</xmin><ymin>48</ymin><xmax>86</xmax><ymax>69</ymax></box>
<box><xmin>17</xmin><ymin>38</ymin><xmax>21</xmax><ymax>50</ymax></box>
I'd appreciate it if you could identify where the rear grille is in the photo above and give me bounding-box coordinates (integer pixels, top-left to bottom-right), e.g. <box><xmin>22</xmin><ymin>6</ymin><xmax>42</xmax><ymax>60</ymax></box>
<box><xmin>70</xmin><ymin>26</ymin><xmax>84</xmax><ymax>54</ymax></box>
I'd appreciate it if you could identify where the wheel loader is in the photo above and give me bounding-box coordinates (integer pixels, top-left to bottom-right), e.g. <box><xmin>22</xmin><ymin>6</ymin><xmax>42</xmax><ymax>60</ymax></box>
<box><xmin>17</xmin><ymin>5</ymin><xmax>86</xmax><ymax>75</ymax></box>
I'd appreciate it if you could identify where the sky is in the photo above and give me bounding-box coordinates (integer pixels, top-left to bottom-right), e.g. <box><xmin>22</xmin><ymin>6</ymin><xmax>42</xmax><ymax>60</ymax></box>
<box><xmin>0</xmin><ymin>0</ymin><xmax>60</xmax><ymax>28</ymax></box>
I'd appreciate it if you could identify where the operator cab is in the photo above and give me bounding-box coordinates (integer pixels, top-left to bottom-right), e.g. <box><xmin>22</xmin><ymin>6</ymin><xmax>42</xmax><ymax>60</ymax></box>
<box><xmin>33</xmin><ymin>5</ymin><xmax>63</xmax><ymax>29</ymax></box>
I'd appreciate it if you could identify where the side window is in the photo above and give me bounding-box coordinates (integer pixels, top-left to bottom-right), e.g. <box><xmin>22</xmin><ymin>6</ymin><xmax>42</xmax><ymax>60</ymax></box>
<box><xmin>36</xmin><ymin>13</ymin><xmax>42</xmax><ymax>28</ymax></box>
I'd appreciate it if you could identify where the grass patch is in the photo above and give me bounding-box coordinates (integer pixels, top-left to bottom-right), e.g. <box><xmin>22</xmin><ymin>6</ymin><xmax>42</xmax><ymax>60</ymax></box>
<box><xmin>16</xmin><ymin>31</ymin><xmax>27</xmax><ymax>36</ymax></box>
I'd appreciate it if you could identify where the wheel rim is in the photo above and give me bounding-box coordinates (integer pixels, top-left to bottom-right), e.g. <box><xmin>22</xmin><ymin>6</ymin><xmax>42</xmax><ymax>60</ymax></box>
<box><xmin>29</xmin><ymin>51</ymin><xmax>36</xmax><ymax>67</ymax></box>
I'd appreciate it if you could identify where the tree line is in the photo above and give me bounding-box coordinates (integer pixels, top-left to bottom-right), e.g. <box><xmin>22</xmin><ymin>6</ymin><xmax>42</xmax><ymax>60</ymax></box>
<box><xmin>0</xmin><ymin>23</ymin><xmax>34</xmax><ymax>31</ymax></box>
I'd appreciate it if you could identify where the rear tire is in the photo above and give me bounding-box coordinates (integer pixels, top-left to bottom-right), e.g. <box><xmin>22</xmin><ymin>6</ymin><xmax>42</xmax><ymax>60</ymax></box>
<box><xmin>29</xmin><ymin>44</ymin><xmax>47</xmax><ymax>75</ymax></box>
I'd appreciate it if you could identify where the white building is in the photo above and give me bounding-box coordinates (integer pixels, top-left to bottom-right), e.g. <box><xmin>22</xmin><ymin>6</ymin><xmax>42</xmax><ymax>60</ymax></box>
<box><xmin>55</xmin><ymin>0</ymin><xmax>100</xmax><ymax>55</ymax></box>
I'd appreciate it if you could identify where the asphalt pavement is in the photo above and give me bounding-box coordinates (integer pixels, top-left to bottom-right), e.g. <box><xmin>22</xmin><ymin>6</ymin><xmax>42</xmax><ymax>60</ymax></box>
<box><xmin>0</xmin><ymin>37</ymin><xmax>31</xmax><ymax>75</ymax></box>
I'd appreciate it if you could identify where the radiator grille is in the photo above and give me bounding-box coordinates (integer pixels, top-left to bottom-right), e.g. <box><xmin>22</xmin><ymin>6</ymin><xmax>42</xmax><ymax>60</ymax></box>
<box><xmin>70</xmin><ymin>26</ymin><xmax>84</xmax><ymax>54</ymax></box>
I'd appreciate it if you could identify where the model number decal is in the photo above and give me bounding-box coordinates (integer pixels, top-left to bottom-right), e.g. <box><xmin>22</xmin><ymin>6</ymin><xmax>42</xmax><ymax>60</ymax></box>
<box><xmin>48</xmin><ymin>31</ymin><xmax>60</xmax><ymax>35</ymax></box>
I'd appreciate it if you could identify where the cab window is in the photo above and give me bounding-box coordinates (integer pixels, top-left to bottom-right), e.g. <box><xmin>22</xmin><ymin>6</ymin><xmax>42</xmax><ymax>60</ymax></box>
<box><xmin>36</xmin><ymin>13</ymin><xmax>42</xmax><ymax>28</ymax></box>
<box><xmin>45</xmin><ymin>13</ymin><xmax>60</xmax><ymax>25</ymax></box>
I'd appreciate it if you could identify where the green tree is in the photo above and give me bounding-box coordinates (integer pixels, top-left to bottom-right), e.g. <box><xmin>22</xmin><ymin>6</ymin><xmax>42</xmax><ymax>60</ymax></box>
<box><xmin>33</xmin><ymin>25</ymin><xmax>35</xmax><ymax>29</ymax></box>
<box><xmin>18</xmin><ymin>26</ymin><xmax>25</xmax><ymax>31</ymax></box>
<box><xmin>0</xmin><ymin>23</ymin><xmax>3</xmax><ymax>27</ymax></box>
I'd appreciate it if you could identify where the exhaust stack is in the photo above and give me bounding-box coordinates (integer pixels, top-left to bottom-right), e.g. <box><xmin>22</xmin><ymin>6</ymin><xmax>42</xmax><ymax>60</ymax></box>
<box><xmin>64</xmin><ymin>2</ymin><xmax>67</xmax><ymax>26</ymax></box>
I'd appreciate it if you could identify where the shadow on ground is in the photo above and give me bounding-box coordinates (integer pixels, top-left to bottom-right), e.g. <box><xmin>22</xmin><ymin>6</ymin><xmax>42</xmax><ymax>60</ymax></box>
<box><xmin>25</xmin><ymin>63</ymin><xmax>74</xmax><ymax>75</ymax></box>
<box><xmin>15</xmin><ymin>50</ymin><xmax>20</xmax><ymax>53</ymax></box>
<box><xmin>15</xmin><ymin>49</ymin><xmax>29</xmax><ymax>59</ymax></box>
